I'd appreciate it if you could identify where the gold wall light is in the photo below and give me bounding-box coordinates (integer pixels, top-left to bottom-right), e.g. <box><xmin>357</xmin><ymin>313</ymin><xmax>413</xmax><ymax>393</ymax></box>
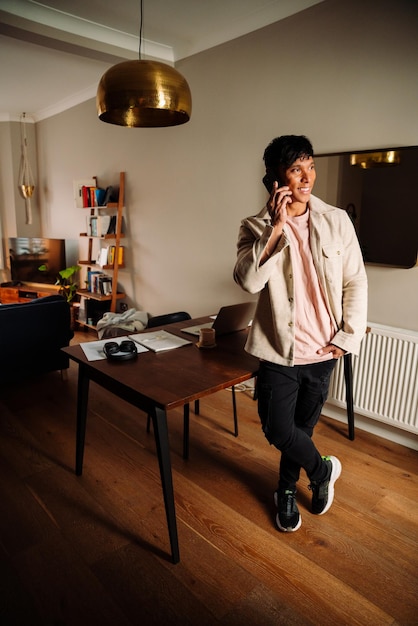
<box><xmin>350</xmin><ymin>150</ymin><xmax>401</xmax><ymax>169</ymax></box>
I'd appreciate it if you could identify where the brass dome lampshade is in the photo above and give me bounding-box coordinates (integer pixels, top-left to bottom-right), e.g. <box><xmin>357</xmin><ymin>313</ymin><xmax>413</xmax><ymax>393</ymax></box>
<box><xmin>97</xmin><ymin>59</ymin><xmax>192</xmax><ymax>127</ymax></box>
<box><xmin>96</xmin><ymin>0</ymin><xmax>191</xmax><ymax>128</ymax></box>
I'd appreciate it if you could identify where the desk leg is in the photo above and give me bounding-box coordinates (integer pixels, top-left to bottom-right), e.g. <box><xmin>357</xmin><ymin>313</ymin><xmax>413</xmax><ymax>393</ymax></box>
<box><xmin>343</xmin><ymin>354</ymin><xmax>355</xmax><ymax>441</ymax></box>
<box><xmin>152</xmin><ymin>407</ymin><xmax>180</xmax><ymax>564</ymax></box>
<box><xmin>75</xmin><ymin>364</ymin><xmax>90</xmax><ymax>476</ymax></box>
<box><xmin>183</xmin><ymin>403</ymin><xmax>190</xmax><ymax>460</ymax></box>
<box><xmin>231</xmin><ymin>385</ymin><xmax>238</xmax><ymax>437</ymax></box>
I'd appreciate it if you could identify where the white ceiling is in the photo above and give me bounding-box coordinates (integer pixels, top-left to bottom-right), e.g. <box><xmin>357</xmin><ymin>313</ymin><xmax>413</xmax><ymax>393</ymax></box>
<box><xmin>0</xmin><ymin>0</ymin><xmax>324</xmax><ymax>122</ymax></box>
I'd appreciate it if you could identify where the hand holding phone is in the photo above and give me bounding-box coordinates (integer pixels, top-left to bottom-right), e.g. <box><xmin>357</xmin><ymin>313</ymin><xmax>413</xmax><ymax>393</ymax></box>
<box><xmin>262</xmin><ymin>173</ymin><xmax>281</xmax><ymax>193</ymax></box>
<box><xmin>262</xmin><ymin>173</ymin><xmax>291</xmax><ymax>227</ymax></box>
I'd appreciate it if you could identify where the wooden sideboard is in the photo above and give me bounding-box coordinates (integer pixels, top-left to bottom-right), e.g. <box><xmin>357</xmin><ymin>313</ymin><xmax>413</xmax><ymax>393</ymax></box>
<box><xmin>0</xmin><ymin>284</ymin><xmax>60</xmax><ymax>304</ymax></box>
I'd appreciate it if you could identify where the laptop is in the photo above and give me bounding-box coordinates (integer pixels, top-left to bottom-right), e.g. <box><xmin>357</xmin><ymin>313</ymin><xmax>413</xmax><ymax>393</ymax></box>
<box><xmin>181</xmin><ymin>301</ymin><xmax>256</xmax><ymax>337</ymax></box>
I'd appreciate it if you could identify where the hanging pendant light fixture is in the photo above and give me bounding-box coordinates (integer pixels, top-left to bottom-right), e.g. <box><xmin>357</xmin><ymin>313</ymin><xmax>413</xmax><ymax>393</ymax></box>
<box><xmin>96</xmin><ymin>0</ymin><xmax>191</xmax><ymax>128</ymax></box>
<box><xmin>18</xmin><ymin>112</ymin><xmax>35</xmax><ymax>225</ymax></box>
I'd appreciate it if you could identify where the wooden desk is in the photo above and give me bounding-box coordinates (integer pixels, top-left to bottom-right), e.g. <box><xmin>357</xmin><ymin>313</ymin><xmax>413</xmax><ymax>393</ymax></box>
<box><xmin>63</xmin><ymin>317</ymin><xmax>259</xmax><ymax>564</ymax></box>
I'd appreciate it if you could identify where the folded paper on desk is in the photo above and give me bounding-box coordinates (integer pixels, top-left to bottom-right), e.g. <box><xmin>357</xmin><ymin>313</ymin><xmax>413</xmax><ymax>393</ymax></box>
<box><xmin>80</xmin><ymin>336</ymin><xmax>149</xmax><ymax>361</ymax></box>
<box><xmin>131</xmin><ymin>330</ymin><xmax>192</xmax><ymax>353</ymax></box>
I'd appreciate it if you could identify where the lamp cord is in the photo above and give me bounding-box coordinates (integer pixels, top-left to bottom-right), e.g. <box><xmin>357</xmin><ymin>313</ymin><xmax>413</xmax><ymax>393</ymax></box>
<box><xmin>18</xmin><ymin>113</ymin><xmax>35</xmax><ymax>188</ymax></box>
<box><xmin>139</xmin><ymin>0</ymin><xmax>143</xmax><ymax>60</ymax></box>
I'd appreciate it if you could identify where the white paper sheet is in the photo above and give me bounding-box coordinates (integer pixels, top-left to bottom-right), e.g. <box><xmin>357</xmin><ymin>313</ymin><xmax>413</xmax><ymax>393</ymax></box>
<box><xmin>79</xmin><ymin>336</ymin><xmax>149</xmax><ymax>361</ymax></box>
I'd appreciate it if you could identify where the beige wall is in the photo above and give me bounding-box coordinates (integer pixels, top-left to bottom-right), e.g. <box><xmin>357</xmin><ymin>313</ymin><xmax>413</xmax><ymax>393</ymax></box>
<box><xmin>4</xmin><ymin>0</ymin><xmax>418</xmax><ymax>329</ymax></box>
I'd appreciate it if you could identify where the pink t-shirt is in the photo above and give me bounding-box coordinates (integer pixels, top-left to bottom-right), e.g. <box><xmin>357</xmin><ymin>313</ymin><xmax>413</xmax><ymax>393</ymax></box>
<box><xmin>285</xmin><ymin>210</ymin><xmax>335</xmax><ymax>365</ymax></box>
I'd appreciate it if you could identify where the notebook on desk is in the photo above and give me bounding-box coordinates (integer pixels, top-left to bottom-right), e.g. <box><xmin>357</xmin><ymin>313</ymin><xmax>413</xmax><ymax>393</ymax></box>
<box><xmin>181</xmin><ymin>301</ymin><xmax>257</xmax><ymax>337</ymax></box>
<box><xmin>130</xmin><ymin>330</ymin><xmax>192</xmax><ymax>353</ymax></box>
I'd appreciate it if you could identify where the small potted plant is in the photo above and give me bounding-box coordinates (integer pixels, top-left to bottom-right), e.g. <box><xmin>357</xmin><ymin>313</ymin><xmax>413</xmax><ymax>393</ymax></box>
<box><xmin>39</xmin><ymin>263</ymin><xmax>81</xmax><ymax>303</ymax></box>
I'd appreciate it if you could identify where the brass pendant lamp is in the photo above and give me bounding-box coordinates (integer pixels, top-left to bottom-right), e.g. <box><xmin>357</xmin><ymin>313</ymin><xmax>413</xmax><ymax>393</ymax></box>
<box><xmin>96</xmin><ymin>0</ymin><xmax>191</xmax><ymax>128</ymax></box>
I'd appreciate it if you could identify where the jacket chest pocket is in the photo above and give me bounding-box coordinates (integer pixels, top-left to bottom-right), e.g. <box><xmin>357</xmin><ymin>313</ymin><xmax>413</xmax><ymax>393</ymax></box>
<box><xmin>322</xmin><ymin>243</ymin><xmax>343</xmax><ymax>283</ymax></box>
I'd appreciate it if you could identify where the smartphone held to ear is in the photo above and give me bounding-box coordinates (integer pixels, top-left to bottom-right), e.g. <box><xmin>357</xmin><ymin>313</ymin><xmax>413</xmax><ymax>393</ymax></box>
<box><xmin>262</xmin><ymin>173</ymin><xmax>282</xmax><ymax>193</ymax></box>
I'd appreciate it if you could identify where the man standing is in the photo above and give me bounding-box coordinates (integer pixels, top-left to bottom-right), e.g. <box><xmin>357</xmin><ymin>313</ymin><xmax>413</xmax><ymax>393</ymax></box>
<box><xmin>234</xmin><ymin>135</ymin><xmax>367</xmax><ymax>531</ymax></box>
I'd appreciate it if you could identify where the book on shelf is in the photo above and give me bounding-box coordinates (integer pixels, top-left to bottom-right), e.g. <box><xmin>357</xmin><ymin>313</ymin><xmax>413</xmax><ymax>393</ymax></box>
<box><xmin>98</xmin><ymin>275</ymin><xmax>112</xmax><ymax>296</ymax></box>
<box><xmin>99</xmin><ymin>215</ymin><xmax>111</xmax><ymax>236</ymax></box>
<box><xmin>83</xmin><ymin>186</ymin><xmax>90</xmax><ymax>208</ymax></box>
<box><xmin>82</xmin><ymin>185</ymin><xmax>109</xmax><ymax>208</ymax></box>
<box><xmin>107</xmin><ymin>245</ymin><xmax>115</xmax><ymax>266</ymax></box>
<box><xmin>102</xmin><ymin>186</ymin><xmax>119</xmax><ymax>206</ymax></box>
<box><xmin>74</xmin><ymin>179</ymin><xmax>96</xmax><ymax>208</ymax></box>
<box><xmin>89</xmin><ymin>186</ymin><xmax>97</xmax><ymax>207</ymax></box>
<box><xmin>106</xmin><ymin>215</ymin><xmax>116</xmax><ymax>234</ymax></box>
<box><xmin>105</xmin><ymin>245</ymin><xmax>124</xmax><ymax>266</ymax></box>
<box><xmin>97</xmin><ymin>247</ymin><xmax>109</xmax><ymax>267</ymax></box>
<box><xmin>87</xmin><ymin>271</ymin><xmax>112</xmax><ymax>296</ymax></box>
<box><xmin>94</xmin><ymin>274</ymin><xmax>106</xmax><ymax>294</ymax></box>
<box><xmin>87</xmin><ymin>215</ymin><xmax>112</xmax><ymax>237</ymax></box>
<box><xmin>82</xmin><ymin>185</ymin><xmax>99</xmax><ymax>208</ymax></box>
<box><xmin>78</xmin><ymin>295</ymin><xmax>87</xmax><ymax>322</ymax></box>
<box><xmin>105</xmin><ymin>215</ymin><xmax>125</xmax><ymax>235</ymax></box>
<box><xmin>74</xmin><ymin>180</ymin><xmax>118</xmax><ymax>209</ymax></box>
<box><xmin>95</xmin><ymin>188</ymin><xmax>106</xmax><ymax>206</ymax></box>
<box><xmin>87</xmin><ymin>270</ymin><xmax>103</xmax><ymax>292</ymax></box>
<box><xmin>88</xmin><ymin>215</ymin><xmax>98</xmax><ymax>236</ymax></box>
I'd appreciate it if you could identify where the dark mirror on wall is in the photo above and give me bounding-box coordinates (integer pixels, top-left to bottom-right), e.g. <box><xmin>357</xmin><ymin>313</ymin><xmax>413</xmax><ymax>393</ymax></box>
<box><xmin>314</xmin><ymin>146</ymin><xmax>418</xmax><ymax>268</ymax></box>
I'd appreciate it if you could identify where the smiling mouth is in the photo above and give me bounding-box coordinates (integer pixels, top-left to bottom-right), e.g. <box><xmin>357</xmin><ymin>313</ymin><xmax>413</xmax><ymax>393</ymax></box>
<box><xmin>299</xmin><ymin>187</ymin><xmax>311</xmax><ymax>193</ymax></box>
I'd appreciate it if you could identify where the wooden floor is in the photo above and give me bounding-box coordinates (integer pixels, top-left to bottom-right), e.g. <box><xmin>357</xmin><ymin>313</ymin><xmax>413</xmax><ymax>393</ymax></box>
<box><xmin>1</xmin><ymin>331</ymin><xmax>417</xmax><ymax>626</ymax></box>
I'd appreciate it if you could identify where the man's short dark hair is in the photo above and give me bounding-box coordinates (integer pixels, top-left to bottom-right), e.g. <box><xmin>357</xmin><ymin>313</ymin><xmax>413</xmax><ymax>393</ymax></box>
<box><xmin>263</xmin><ymin>135</ymin><xmax>314</xmax><ymax>169</ymax></box>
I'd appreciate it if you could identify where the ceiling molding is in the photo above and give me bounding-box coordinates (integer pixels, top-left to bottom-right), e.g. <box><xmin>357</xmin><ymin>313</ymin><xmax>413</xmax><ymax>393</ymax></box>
<box><xmin>0</xmin><ymin>2</ymin><xmax>175</xmax><ymax>62</ymax></box>
<box><xmin>0</xmin><ymin>0</ymin><xmax>325</xmax><ymax>120</ymax></box>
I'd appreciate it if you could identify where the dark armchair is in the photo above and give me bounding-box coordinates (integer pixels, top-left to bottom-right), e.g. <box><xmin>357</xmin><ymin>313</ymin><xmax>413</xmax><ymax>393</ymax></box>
<box><xmin>0</xmin><ymin>295</ymin><xmax>74</xmax><ymax>384</ymax></box>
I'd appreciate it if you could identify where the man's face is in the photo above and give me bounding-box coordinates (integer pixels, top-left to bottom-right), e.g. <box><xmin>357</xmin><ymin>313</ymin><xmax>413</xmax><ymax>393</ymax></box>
<box><xmin>280</xmin><ymin>156</ymin><xmax>316</xmax><ymax>204</ymax></box>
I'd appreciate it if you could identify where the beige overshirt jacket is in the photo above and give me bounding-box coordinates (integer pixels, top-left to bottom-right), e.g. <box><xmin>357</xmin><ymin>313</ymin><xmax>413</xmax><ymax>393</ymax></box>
<box><xmin>233</xmin><ymin>195</ymin><xmax>368</xmax><ymax>366</ymax></box>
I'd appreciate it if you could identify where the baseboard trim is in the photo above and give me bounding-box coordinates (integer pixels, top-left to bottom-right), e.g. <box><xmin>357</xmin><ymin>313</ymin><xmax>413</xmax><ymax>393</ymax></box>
<box><xmin>322</xmin><ymin>402</ymin><xmax>418</xmax><ymax>451</ymax></box>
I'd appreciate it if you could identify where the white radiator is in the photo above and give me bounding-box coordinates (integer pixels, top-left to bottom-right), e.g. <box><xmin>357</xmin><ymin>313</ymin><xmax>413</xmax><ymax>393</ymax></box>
<box><xmin>328</xmin><ymin>323</ymin><xmax>418</xmax><ymax>434</ymax></box>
